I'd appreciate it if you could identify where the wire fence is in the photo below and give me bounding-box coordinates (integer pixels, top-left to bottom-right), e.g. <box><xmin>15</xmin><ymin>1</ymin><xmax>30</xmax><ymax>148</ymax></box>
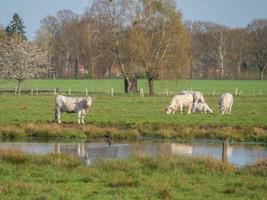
<box><xmin>0</xmin><ymin>87</ymin><xmax>265</xmax><ymax>97</ymax></box>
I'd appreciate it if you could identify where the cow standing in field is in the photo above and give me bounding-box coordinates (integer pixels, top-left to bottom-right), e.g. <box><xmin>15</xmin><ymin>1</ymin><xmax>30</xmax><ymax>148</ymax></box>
<box><xmin>192</xmin><ymin>102</ymin><xmax>213</xmax><ymax>114</ymax></box>
<box><xmin>180</xmin><ymin>90</ymin><xmax>205</xmax><ymax>103</ymax></box>
<box><xmin>55</xmin><ymin>95</ymin><xmax>92</xmax><ymax>124</ymax></box>
<box><xmin>217</xmin><ymin>93</ymin><xmax>233</xmax><ymax>115</ymax></box>
<box><xmin>166</xmin><ymin>94</ymin><xmax>193</xmax><ymax>114</ymax></box>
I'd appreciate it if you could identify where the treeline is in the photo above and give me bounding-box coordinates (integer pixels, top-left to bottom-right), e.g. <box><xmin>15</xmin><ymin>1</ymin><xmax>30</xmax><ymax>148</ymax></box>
<box><xmin>186</xmin><ymin>20</ymin><xmax>267</xmax><ymax>80</ymax></box>
<box><xmin>0</xmin><ymin>0</ymin><xmax>267</xmax><ymax>94</ymax></box>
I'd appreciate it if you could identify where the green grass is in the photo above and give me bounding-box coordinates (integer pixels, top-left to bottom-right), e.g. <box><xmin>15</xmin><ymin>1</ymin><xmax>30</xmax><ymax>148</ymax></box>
<box><xmin>1</xmin><ymin>79</ymin><xmax>267</xmax><ymax>95</ymax></box>
<box><xmin>0</xmin><ymin>149</ymin><xmax>266</xmax><ymax>200</ymax></box>
<box><xmin>0</xmin><ymin>94</ymin><xmax>266</xmax><ymax>141</ymax></box>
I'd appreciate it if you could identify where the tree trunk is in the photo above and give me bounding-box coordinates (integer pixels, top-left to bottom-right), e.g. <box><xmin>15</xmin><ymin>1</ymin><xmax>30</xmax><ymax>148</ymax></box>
<box><xmin>148</xmin><ymin>78</ymin><xmax>154</xmax><ymax>96</ymax></box>
<box><xmin>190</xmin><ymin>60</ymin><xmax>193</xmax><ymax>79</ymax></box>
<box><xmin>115</xmin><ymin>49</ymin><xmax>131</xmax><ymax>93</ymax></box>
<box><xmin>260</xmin><ymin>68</ymin><xmax>264</xmax><ymax>80</ymax></box>
<box><xmin>236</xmin><ymin>62</ymin><xmax>241</xmax><ymax>79</ymax></box>
<box><xmin>220</xmin><ymin>62</ymin><xmax>224</xmax><ymax>80</ymax></box>
<box><xmin>16</xmin><ymin>80</ymin><xmax>22</xmax><ymax>95</ymax></box>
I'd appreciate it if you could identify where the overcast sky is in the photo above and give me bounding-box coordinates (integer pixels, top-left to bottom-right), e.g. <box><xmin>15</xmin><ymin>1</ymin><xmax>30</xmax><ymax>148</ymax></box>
<box><xmin>0</xmin><ymin>0</ymin><xmax>267</xmax><ymax>40</ymax></box>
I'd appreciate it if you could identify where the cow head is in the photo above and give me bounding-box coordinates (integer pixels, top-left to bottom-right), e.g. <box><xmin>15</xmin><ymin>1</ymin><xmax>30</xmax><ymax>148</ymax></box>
<box><xmin>208</xmin><ymin>108</ymin><xmax>213</xmax><ymax>114</ymax></box>
<box><xmin>85</xmin><ymin>97</ymin><xmax>92</xmax><ymax>107</ymax></box>
<box><xmin>166</xmin><ymin>106</ymin><xmax>174</xmax><ymax>114</ymax></box>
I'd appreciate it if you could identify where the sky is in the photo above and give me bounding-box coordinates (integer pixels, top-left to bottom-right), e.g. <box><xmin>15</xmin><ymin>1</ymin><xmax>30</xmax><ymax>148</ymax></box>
<box><xmin>0</xmin><ymin>0</ymin><xmax>267</xmax><ymax>40</ymax></box>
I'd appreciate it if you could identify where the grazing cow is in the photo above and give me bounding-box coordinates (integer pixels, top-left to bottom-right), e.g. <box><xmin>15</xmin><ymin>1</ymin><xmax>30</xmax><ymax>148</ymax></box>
<box><xmin>180</xmin><ymin>90</ymin><xmax>205</xmax><ymax>103</ymax></box>
<box><xmin>217</xmin><ymin>93</ymin><xmax>233</xmax><ymax>115</ymax></box>
<box><xmin>55</xmin><ymin>95</ymin><xmax>92</xmax><ymax>124</ymax></box>
<box><xmin>192</xmin><ymin>102</ymin><xmax>213</xmax><ymax>114</ymax></box>
<box><xmin>166</xmin><ymin>94</ymin><xmax>193</xmax><ymax>114</ymax></box>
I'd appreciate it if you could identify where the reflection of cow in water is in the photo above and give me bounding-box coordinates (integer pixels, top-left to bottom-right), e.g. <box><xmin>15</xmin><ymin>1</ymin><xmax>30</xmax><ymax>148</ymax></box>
<box><xmin>55</xmin><ymin>95</ymin><xmax>92</xmax><ymax>124</ymax></box>
<box><xmin>171</xmin><ymin>144</ymin><xmax>193</xmax><ymax>155</ymax></box>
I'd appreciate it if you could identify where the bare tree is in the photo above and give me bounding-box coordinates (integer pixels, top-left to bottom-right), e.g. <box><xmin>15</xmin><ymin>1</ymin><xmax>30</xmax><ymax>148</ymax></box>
<box><xmin>228</xmin><ymin>28</ymin><xmax>249</xmax><ymax>78</ymax></box>
<box><xmin>130</xmin><ymin>0</ymin><xmax>189</xmax><ymax>95</ymax></box>
<box><xmin>206</xmin><ymin>26</ymin><xmax>232</xmax><ymax>79</ymax></box>
<box><xmin>247</xmin><ymin>19</ymin><xmax>267</xmax><ymax>80</ymax></box>
<box><xmin>90</xmin><ymin>0</ymin><xmax>141</xmax><ymax>92</ymax></box>
<box><xmin>0</xmin><ymin>38</ymin><xmax>48</xmax><ymax>94</ymax></box>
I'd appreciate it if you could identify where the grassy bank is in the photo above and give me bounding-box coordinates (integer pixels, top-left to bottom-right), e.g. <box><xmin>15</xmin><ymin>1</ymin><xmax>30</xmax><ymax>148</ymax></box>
<box><xmin>0</xmin><ymin>95</ymin><xmax>266</xmax><ymax>141</ymax></box>
<box><xmin>0</xmin><ymin>149</ymin><xmax>266</xmax><ymax>199</ymax></box>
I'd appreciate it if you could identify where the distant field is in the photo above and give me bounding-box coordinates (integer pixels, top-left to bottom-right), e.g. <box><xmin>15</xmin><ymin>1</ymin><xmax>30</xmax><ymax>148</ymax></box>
<box><xmin>0</xmin><ymin>79</ymin><xmax>267</xmax><ymax>96</ymax></box>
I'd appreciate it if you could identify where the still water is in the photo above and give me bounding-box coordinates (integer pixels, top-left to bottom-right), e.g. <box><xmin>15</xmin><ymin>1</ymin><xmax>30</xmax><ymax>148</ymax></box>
<box><xmin>0</xmin><ymin>139</ymin><xmax>266</xmax><ymax>167</ymax></box>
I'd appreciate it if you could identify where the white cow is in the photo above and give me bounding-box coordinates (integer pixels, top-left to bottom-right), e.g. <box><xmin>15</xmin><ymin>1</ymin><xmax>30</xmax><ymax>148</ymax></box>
<box><xmin>192</xmin><ymin>102</ymin><xmax>213</xmax><ymax>114</ymax></box>
<box><xmin>217</xmin><ymin>93</ymin><xmax>233</xmax><ymax>115</ymax></box>
<box><xmin>166</xmin><ymin>94</ymin><xmax>193</xmax><ymax>114</ymax></box>
<box><xmin>55</xmin><ymin>95</ymin><xmax>92</xmax><ymax>124</ymax></box>
<box><xmin>180</xmin><ymin>90</ymin><xmax>205</xmax><ymax>103</ymax></box>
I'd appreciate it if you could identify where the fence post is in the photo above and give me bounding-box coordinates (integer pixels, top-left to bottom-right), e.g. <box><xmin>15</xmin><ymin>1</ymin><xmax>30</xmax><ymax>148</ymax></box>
<box><xmin>166</xmin><ymin>89</ymin><xmax>169</xmax><ymax>96</ymax></box>
<box><xmin>68</xmin><ymin>88</ymin><xmax>71</xmax><ymax>95</ymax></box>
<box><xmin>235</xmin><ymin>88</ymin><xmax>238</xmax><ymax>97</ymax></box>
<box><xmin>213</xmin><ymin>88</ymin><xmax>216</xmax><ymax>96</ymax></box>
<box><xmin>54</xmin><ymin>88</ymin><xmax>57</xmax><ymax>95</ymax></box>
<box><xmin>36</xmin><ymin>88</ymin><xmax>39</xmax><ymax>96</ymax></box>
<box><xmin>31</xmin><ymin>89</ymin><xmax>33</xmax><ymax>96</ymax></box>
<box><xmin>86</xmin><ymin>88</ymin><xmax>88</xmax><ymax>96</ymax></box>
<box><xmin>111</xmin><ymin>88</ymin><xmax>114</xmax><ymax>96</ymax></box>
<box><xmin>140</xmin><ymin>88</ymin><xmax>144</xmax><ymax>97</ymax></box>
<box><xmin>260</xmin><ymin>90</ymin><xmax>263</xmax><ymax>96</ymax></box>
<box><xmin>14</xmin><ymin>88</ymin><xmax>17</xmax><ymax>95</ymax></box>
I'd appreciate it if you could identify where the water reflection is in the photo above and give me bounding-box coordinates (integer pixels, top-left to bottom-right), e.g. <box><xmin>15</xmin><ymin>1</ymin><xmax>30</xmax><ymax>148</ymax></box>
<box><xmin>0</xmin><ymin>140</ymin><xmax>266</xmax><ymax>167</ymax></box>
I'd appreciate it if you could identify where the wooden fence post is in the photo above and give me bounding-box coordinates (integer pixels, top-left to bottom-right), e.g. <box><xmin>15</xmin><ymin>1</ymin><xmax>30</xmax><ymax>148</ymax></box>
<box><xmin>86</xmin><ymin>88</ymin><xmax>88</xmax><ymax>96</ymax></box>
<box><xmin>36</xmin><ymin>89</ymin><xmax>39</xmax><ymax>96</ymax></box>
<box><xmin>235</xmin><ymin>88</ymin><xmax>238</xmax><ymax>96</ymax></box>
<box><xmin>213</xmin><ymin>88</ymin><xmax>216</xmax><ymax>96</ymax></box>
<box><xmin>31</xmin><ymin>89</ymin><xmax>33</xmax><ymax>96</ymax></box>
<box><xmin>140</xmin><ymin>88</ymin><xmax>144</xmax><ymax>97</ymax></box>
<box><xmin>166</xmin><ymin>89</ymin><xmax>169</xmax><ymax>96</ymax></box>
<box><xmin>54</xmin><ymin>88</ymin><xmax>57</xmax><ymax>95</ymax></box>
<box><xmin>111</xmin><ymin>88</ymin><xmax>114</xmax><ymax>96</ymax></box>
<box><xmin>68</xmin><ymin>88</ymin><xmax>71</xmax><ymax>95</ymax></box>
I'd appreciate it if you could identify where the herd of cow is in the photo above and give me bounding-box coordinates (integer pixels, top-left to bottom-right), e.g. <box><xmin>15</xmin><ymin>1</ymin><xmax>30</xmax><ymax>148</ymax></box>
<box><xmin>166</xmin><ymin>91</ymin><xmax>233</xmax><ymax>115</ymax></box>
<box><xmin>54</xmin><ymin>91</ymin><xmax>234</xmax><ymax>124</ymax></box>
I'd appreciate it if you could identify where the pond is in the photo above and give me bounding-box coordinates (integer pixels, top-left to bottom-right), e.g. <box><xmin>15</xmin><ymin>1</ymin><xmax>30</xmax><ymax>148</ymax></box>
<box><xmin>0</xmin><ymin>139</ymin><xmax>266</xmax><ymax>167</ymax></box>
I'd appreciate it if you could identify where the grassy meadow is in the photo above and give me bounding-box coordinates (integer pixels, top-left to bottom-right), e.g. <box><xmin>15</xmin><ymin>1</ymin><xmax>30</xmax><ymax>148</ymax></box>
<box><xmin>0</xmin><ymin>79</ymin><xmax>266</xmax><ymax>141</ymax></box>
<box><xmin>0</xmin><ymin>80</ymin><xmax>266</xmax><ymax>200</ymax></box>
<box><xmin>0</xmin><ymin>149</ymin><xmax>266</xmax><ymax>200</ymax></box>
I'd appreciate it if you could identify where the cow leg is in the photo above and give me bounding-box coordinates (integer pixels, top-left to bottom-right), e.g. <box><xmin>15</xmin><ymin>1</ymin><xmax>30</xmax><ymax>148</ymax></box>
<box><xmin>180</xmin><ymin>105</ymin><xmax>183</xmax><ymax>114</ymax></box>
<box><xmin>228</xmin><ymin>104</ymin><xmax>232</xmax><ymax>114</ymax></box>
<box><xmin>81</xmin><ymin>113</ymin><xmax>85</xmax><ymax>125</ymax></box>
<box><xmin>188</xmin><ymin>104</ymin><xmax>192</xmax><ymax>114</ymax></box>
<box><xmin>77</xmin><ymin>111</ymin><xmax>81</xmax><ymax>124</ymax></box>
<box><xmin>81</xmin><ymin>110</ymin><xmax>86</xmax><ymax>124</ymax></box>
<box><xmin>56</xmin><ymin>107</ymin><xmax>61</xmax><ymax>124</ymax></box>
